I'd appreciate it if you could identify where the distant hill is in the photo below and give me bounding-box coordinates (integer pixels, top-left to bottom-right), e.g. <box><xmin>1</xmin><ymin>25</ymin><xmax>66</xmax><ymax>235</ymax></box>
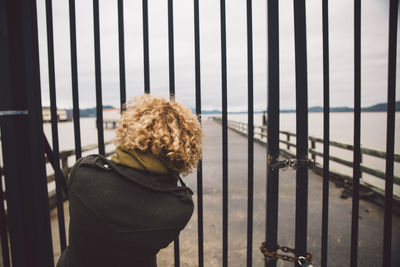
<box><xmin>190</xmin><ymin>109</ymin><xmax>266</xmax><ymax>114</ymax></box>
<box><xmin>306</xmin><ymin>106</ymin><xmax>353</xmax><ymax>112</ymax></box>
<box><xmin>361</xmin><ymin>101</ymin><xmax>400</xmax><ymax>112</ymax></box>
<box><xmin>202</xmin><ymin>101</ymin><xmax>399</xmax><ymax>114</ymax></box>
<box><xmin>307</xmin><ymin>102</ymin><xmax>400</xmax><ymax>113</ymax></box>
<box><xmin>68</xmin><ymin>101</ymin><xmax>399</xmax><ymax>118</ymax></box>
<box><xmin>201</xmin><ymin>109</ymin><xmax>222</xmax><ymax>114</ymax></box>
<box><xmin>280</xmin><ymin>109</ymin><xmax>296</xmax><ymax>113</ymax></box>
<box><xmin>67</xmin><ymin>105</ymin><xmax>115</xmax><ymax>118</ymax></box>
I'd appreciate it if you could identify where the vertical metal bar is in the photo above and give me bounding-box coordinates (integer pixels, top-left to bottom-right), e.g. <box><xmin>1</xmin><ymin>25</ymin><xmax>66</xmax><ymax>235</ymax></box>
<box><xmin>383</xmin><ymin>0</ymin><xmax>398</xmax><ymax>266</ymax></box>
<box><xmin>350</xmin><ymin>0</ymin><xmax>361</xmax><ymax>266</ymax></box>
<box><xmin>173</xmin><ymin>239</ymin><xmax>180</xmax><ymax>267</ymax></box>
<box><xmin>168</xmin><ymin>0</ymin><xmax>175</xmax><ymax>100</ymax></box>
<box><xmin>265</xmin><ymin>1</ymin><xmax>279</xmax><ymax>266</ymax></box>
<box><xmin>220</xmin><ymin>0</ymin><xmax>228</xmax><ymax>266</ymax></box>
<box><xmin>93</xmin><ymin>0</ymin><xmax>105</xmax><ymax>156</ymax></box>
<box><xmin>0</xmin><ymin>0</ymin><xmax>55</xmax><ymax>265</ymax></box>
<box><xmin>293</xmin><ymin>0</ymin><xmax>309</xmax><ymax>264</ymax></box>
<box><xmin>45</xmin><ymin>0</ymin><xmax>67</xmax><ymax>251</ymax></box>
<box><xmin>193</xmin><ymin>1</ymin><xmax>204</xmax><ymax>266</ymax></box>
<box><xmin>246</xmin><ymin>0</ymin><xmax>254</xmax><ymax>266</ymax></box>
<box><xmin>321</xmin><ymin>0</ymin><xmax>330</xmax><ymax>266</ymax></box>
<box><xmin>167</xmin><ymin>1</ymin><xmax>179</xmax><ymax>265</ymax></box>
<box><xmin>196</xmin><ymin>162</ymin><xmax>204</xmax><ymax>267</ymax></box>
<box><xmin>68</xmin><ymin>0</ymin><xmax>82</xmax><ymax>160</ymax></box>
<box><xmin>142</xmin><ymin>0</ymin><xmax>150</xmax><ymax>93</ymax></box>
<box><xmin>43</xmin><ymin>138</ymin><xmax>68</xmax><ymax>196</ymax></box>
<box><xmin>0</xmin><ymin>170</ymin><xmax>11</xmax><ymax>267</ymax></box>
<box><xmin>118</xmin><ymin>0</ymin><xmax>126</xmax><ymax>112</ymax></box>
<box><xmin>0</xmin><ymin>3</ymin><xmax>12</xmax><ymax>265</ymax></box>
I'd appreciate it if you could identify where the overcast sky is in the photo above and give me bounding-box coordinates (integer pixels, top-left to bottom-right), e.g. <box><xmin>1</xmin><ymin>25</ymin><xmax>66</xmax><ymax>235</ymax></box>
<box><xmin>36</xmin><ymin>0</ymin><xmax>399</xmax><ymax>111</ymax></box>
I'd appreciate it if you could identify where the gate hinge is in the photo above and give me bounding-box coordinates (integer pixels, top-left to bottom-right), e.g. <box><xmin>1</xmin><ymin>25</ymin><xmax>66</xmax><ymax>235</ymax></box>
<box><xmin>269</xmin><ymin>158</ymin><xmax>315</xmax><ymax>171</ymax></box>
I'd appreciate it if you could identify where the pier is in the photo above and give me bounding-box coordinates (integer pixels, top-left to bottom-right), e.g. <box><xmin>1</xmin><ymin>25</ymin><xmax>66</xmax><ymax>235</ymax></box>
<box><xmin>212</xmin><ymin>117</ymin><xmax>400</xmax><ymax>212</ymax></box>
<box><xmin>45</xmin><ymin>119</ymin><xmax>400</xmax><ymax>266</ymax></box>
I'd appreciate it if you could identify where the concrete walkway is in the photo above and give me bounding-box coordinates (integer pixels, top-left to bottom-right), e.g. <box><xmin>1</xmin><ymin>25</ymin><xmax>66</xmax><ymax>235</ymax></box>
<box><xmin>51</xmin><ymin>119</ymin><xmax>400</xmax><ymax>266</ymax></box>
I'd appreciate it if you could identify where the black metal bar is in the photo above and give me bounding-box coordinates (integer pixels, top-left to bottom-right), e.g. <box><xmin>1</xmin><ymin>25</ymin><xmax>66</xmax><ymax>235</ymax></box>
<box><xmin>246</xmin><ymin>0</ymin><xmax>254</xmax><ymax>266</ymax></box>
<box><xmin>167</xmin><ymin>1</ymin><xmax>179</xmax><ymax>265</ymax></box>
<box><xmin>173</xmin><ymin>239</ymin><xmax>180</xmax><ymax>267</ymax></box>
<box><xmin>142</xmin><ymin>0</ymin><xmax>150</xmax><ymax>93</ymax></box>
<box><xmin>0</xmin><ymin>1</ymin><xmax>11</xmax><ymax>264</ymax></box>
<box><xmin>118</xmin><ymin>0</ymin><xmax>126</xmax><ymax>112</ymax></box>
<box><xmin>220</xmin><ymin>0</ymin><xmax>228</xmax><ymax>266</ymax></box>
<box><xmin>0</xmin><ymin>169</ymin><xmax>10</xmax><ymax>267</ymax></box>
<box><xmin>68</xmin><ymin>0</ymin><xmax>82</xmax><ymax>160</ymax></box>
<box><xmin>93</xmin><ymin>0</ymin><xmax>105</xmax><ymax>156</ymax></box>
<box><xmin>168</xmin><ymin>0</ymin><xmax>175</xmax><ymax>100</ymax></box>
<box><xmin>196</xmin><ymin>160</ymin><xmax>204</xmax><ymax>265</ymax></box>
<box><xmin>350</xmin><ymin>0</ymin><xmax>361</xmax><ymax>266</ymax></box>
<box><xmin>194</xmin><ymin>0</ymin><xmax>203</xmax><ymax>266</ymax></box>
<box><xmin>293</xmin><ymin>0</ymin><xmax>309</xmax><ymax>264</ymax></box>
<box><xmin>0</xmin><ymin>0</ymin><xmax>55</xmax><ymax>265</ymax></box>
<box><xmin>43</xmin><ymin>137</ymin><xmax>68</xmax><ymax>196</ymax></box>
<box><xmin>0</xmin><ymin>3</ymin><xmax>13</xmax><ymax>266</ymax></box>
<box><xmin>45</xmin><ymin>0</ymin><xmax>67</xmax><ymax>251</ymax></box>
<box><xmin>383</xmin><ymin>0</ymin><xmax>398</xmax><ymax>266</ymax></box>
<box><xmin>265</xmin><ymin>1</ymin><xmax>279</xmax><ymax>266</ymax></box>
<box><xmin>321</xmin><ymin>0</ymin><xmax>330</xmax><ymax>266</ymax></box>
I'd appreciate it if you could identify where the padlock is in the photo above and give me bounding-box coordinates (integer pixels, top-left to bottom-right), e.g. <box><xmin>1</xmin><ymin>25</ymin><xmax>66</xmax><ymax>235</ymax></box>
<box><xmin>297</xmin><ymin>256</ymin><xmax>313</xmax><ymax>267</ymax></box>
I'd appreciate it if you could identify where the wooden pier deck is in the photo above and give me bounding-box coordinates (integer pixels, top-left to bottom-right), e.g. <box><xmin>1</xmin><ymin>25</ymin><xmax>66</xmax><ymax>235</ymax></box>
<box><xmin>50</xmin><ymin>119</ymin><xmax>400</xmax><ymax>266</ymax></box>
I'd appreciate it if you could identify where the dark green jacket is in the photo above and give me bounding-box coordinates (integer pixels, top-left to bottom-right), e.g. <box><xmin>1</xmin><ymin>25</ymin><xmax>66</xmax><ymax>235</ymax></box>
<box><xmin>56</xmin><ymin>154</ymin><xmax>194</xmax><ymax>267</ymax></box>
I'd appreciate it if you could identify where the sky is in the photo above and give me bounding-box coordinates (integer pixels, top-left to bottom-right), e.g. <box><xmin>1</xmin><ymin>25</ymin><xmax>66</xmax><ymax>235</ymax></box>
<box><xmin>36</xmin><ymin>0</ymin><xmax>399</xmax><ymax>112</ymax></box>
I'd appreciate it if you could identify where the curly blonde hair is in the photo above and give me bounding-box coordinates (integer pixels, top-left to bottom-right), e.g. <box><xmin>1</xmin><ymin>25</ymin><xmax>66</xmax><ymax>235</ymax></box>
<box><xmin>114</xmin><ymin>94</ymin><xmax>203</xmax><ymax>175</ymax></box>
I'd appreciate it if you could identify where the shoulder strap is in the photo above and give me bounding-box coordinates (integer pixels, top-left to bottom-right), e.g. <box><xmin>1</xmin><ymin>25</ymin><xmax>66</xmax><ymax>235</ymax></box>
<box><xmin>177</xmin><ymin>177</ymin><xmax>193</xmax><ymax>195</ymax></box>
<box><xmin>177</xmin><ymin>176</ymin><xmax>186</xmax><ymax>187</ymax></box>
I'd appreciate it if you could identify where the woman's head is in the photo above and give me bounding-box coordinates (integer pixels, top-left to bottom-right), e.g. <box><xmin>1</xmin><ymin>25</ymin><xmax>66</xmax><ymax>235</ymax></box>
<box><xmin>114</xmin><ymin>94</ymin><xmax>203</xmax><ymax>175</ymax></box>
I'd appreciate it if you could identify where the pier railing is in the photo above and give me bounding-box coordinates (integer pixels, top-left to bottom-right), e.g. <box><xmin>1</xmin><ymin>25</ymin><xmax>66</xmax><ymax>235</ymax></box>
<box><xmin>45</xmin><ymin>140</ymin><xmax>114</xmax><ymax>184</ymax></box>
<box><xmin>211</xmin><ymin>117</ymin><xmax>400</xmax><ymax>207</ymax></box>
<box><xmin>45</xmin><ymin>140</ymin><xmax>114</xmax><ymax>209</ymax></box>
<box><xmin>0</xmin><ymin>141</ymin><xmax>115</xmax><ymax>212</ymax></box>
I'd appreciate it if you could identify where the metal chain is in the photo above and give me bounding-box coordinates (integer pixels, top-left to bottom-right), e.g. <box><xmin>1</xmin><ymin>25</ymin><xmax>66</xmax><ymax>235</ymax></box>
<box><xmin>269</xmin><ymin>158</ymin><xmax>315</xmax><ymax>171</ymax></box>
<box><xmin>259</xmin><ymin>242</ymin><xmax>313</xmax><ymax>263</ymax></box>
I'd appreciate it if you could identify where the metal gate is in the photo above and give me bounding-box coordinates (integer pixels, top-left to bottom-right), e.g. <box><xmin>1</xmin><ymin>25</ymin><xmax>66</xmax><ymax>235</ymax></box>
<box><xmin>0</xmin><ymin>0</ymin><xmax>398</xmax><ymax>267</ymax></box>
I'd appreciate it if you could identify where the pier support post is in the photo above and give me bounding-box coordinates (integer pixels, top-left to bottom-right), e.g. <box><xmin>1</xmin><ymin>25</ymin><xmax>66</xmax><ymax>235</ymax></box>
<box><xmin>311</xmin><ymin>140</ymin><xmax>316</xmax><ymax>161</ymax></box>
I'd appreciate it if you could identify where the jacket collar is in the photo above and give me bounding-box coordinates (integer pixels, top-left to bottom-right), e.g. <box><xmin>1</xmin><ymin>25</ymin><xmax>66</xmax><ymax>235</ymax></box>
<box><xmin>84</xmin><ymin>154</ymin><xmax>192</xmax><ymax>194</ymax></box>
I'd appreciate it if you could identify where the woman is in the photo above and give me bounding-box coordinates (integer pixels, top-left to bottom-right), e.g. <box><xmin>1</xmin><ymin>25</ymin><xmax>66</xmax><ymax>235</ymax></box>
<box><xmin>57</xmin><ymin>94</ymin><xmax>203</xmax><ymax>267</ymax></box>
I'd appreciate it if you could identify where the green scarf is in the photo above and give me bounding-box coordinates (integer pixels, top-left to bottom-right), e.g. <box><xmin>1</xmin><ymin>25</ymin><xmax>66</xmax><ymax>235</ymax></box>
<box><xmin>111</xmin><ymin>147</ymin><xmax>180</xmax><ymax>181</ymax></box>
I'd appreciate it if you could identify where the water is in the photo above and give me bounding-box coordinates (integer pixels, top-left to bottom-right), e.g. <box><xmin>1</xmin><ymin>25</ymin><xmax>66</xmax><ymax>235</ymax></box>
<box><xmin>43</xmin><ymin>117</ymin><xmax>116</xmax><ymax>151</ymax></box>
<box><xmin>224</xmin><ymin>112</ymin><xmax>400</xmax><ymax>196</ymax></box>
